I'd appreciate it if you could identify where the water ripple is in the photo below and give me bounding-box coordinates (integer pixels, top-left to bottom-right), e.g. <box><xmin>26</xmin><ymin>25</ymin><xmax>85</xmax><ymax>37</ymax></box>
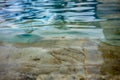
<box><xmin>0</xmin><ymin>0</ymin><xmax>119</xmax><ymax>35</ymax></box>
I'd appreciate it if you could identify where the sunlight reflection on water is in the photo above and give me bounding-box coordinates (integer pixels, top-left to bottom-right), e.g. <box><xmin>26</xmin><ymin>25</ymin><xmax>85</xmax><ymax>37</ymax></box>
<box><xmin>0</xmin><ymin>0</ymin><xmax>120</xmax><ymax>44</ymax></box>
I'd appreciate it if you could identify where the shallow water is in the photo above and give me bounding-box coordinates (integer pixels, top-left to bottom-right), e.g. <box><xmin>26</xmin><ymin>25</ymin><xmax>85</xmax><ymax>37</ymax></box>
<box><xmin>0</xmin><ymin>0</ymin><xmax>105</xmax><ymax>42</ymax></box>
<box><xmin>0</xmin><ymin>0</ymin><xmax>120</xmax><ymax>80</ymax></box>
<box><xmin>0</xmin><ymin>0</ymin><xmax>119</xmax><ymax>44</ymax></box>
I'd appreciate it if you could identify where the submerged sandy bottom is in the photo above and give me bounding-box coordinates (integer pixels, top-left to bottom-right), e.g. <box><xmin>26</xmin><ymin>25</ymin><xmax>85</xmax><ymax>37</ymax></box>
<box><xmin>0</xmin><ymin>39</ymin><xmax>120</xmax><ymax>80</ymax></box>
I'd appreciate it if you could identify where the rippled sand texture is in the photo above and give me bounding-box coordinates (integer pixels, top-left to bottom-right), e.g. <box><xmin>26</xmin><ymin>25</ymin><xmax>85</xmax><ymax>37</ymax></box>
<box><xmin>0</xmin><ymin>39</ymin><xmax>120</xmax><ymax>80</ymax></box>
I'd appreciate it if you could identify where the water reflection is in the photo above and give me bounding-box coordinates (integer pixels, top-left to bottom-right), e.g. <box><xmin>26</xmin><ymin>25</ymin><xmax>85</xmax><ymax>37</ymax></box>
<box><xmin>98</xmin><ymin>0</ymin><xmax>120</xmax><ymax>46</ymax></box>
<box><xmin>0</xmin><ymin>0</ymin><xmax>120</xmax><ymax>44</ymax></box>
<box><xmin>0</xmin><ymin>0</ymin><xmax>105</xmax><ymax>43</ymax></box>
<box><xmin>0</xmin><ymin>0</ymin><xmax>102</xmax><ymax>28</ymax></box>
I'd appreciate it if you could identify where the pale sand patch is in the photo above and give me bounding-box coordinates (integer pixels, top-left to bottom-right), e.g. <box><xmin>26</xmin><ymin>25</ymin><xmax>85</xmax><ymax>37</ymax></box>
<box><xmin>0</xmin><ymin>39</ymin><xmax>104</xmax><ymax>80</ymax></box>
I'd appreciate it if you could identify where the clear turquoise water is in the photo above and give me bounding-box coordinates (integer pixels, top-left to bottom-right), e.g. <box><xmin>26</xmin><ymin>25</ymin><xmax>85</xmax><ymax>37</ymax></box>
<box><xmin>0</xmin><ymin>0</ymin><xmax>120</xmax><ymax>44</ymax></box>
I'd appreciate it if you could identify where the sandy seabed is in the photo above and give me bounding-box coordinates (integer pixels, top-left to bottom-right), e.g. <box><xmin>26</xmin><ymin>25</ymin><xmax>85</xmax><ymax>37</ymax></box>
<box><xmin>0</xmin><ymin>39</ymin><xmax>120</xmax><ymax>80</ymax></box>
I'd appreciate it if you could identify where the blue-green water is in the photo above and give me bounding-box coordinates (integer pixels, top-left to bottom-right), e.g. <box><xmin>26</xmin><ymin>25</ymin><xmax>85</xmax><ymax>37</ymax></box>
<box><xmin>0</xmin><ymin>0</ymin><xmax>120</xmax><ymax>44</ymax></box>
